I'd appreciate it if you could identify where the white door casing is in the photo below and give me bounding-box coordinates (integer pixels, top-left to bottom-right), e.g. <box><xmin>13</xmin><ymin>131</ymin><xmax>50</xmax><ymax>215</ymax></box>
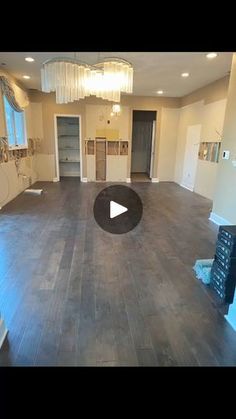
<box><xmin>54</xmin><ymin>114</ymin><xmax>82</xmax><ymax>181</ymax></box>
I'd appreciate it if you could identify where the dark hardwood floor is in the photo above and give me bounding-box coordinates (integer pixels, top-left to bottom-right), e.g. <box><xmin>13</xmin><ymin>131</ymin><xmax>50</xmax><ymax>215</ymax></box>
<box><xmin>1</xmin><ymin>179</ymin><xmax>236</xmax><ymax>366</ymax></box>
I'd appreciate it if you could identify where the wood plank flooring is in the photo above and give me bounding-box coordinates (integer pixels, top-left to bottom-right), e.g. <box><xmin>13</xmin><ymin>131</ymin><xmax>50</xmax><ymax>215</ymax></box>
<box><xmin>1</xmin><ymin>178</ymin><xmax>236</xmax><ymax>366</ymax></box>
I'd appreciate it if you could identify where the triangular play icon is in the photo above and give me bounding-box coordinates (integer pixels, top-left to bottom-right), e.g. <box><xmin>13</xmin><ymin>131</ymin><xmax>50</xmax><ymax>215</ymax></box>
<box><xmin>110</xmin><ymin>200</ymin><xmax>128</xmax><ymax>219</ymax></box>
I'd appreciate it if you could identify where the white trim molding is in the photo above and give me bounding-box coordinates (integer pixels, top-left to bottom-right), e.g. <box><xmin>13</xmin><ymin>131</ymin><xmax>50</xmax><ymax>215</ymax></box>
<box><xmin>0</xmin><ymin>316</ymin><xmax>8</xmax><ymax>349</ymax></box>
<box><xmin>209</xmin><ymin>212</ymin><xmax>231</xmax><ymax>226</ymax></box>
<box><xmin>53</xmin><ymin>177</ymin><xmax>59</xmax><ymax>182</ymax></box>
<box><xmin>180</xmin><ymin>183</ymin><xmax>194</xmax><ymax>192</ymax></box>
<box><xmin>126</xmin><ymin>178</ymin><xmax>131</xmax><ymax>183</ymax></box>
<box><xmin>151</xmin><ymin>178</ymin><xmax>159</xmax><ymax>183</ymax></box>
<box><xmin>81</xmin><ymin>177</ymin><xmax>88</xmax><ymax>183</ymax></box>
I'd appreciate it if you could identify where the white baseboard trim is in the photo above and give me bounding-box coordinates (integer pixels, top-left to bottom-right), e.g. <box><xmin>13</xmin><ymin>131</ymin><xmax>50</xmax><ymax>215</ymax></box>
<box><xmin>151</xmin><ymin>178</ymin><xmax>159</xmax><ymax>183</ymax></box>
<box><xmin>126</xmin><ymin>178</ymin><xmax>131</xmax><ymax>183</ymax></box>
<box><xmin>53</xmin><ymin>177</ymin><xmax>59</xmax><ymax>182</ymax></box>
<box><xmin>81</xmin><ymin>177</ymin><xmax>88</xmax><ymax>183</ymax></box>
<box><xmin>209</xmin><ymin>212</ymin><xmax>231</xmax><ymax>226</ymax></box>
<box><xmin>0</xmin><ymin>318</ymin><xmax>8</xmax><ymax>349</ymax></box>
<box><xmin>180</xmin><ymin>183</ymin><xmax>194</xmax><ymax>192</ymax></box>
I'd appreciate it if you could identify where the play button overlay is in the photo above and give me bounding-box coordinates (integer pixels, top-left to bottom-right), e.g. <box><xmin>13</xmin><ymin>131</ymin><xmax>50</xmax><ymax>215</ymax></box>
<box><xmin>110</xmin><ymin>201</ymin><xmax>128</xmax><ymax>219</ymax></box>
<box><xmin>93</xmin><ymin>185</ymin><xmax>143</xmax><ymax>234</ymax></box>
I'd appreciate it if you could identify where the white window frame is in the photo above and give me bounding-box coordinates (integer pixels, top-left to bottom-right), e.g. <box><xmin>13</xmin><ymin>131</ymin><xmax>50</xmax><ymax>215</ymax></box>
<box><xmin>3</xmin><ymin>95</ymin><xmax>28</xmax><ymax>150</ymax></box>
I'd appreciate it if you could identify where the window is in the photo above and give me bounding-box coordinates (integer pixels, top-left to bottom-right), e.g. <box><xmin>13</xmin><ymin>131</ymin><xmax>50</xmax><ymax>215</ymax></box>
<box><xmin>3</xmin><ymin>95</ymin><xmax>27</xmax><ymax>148</ymax></box>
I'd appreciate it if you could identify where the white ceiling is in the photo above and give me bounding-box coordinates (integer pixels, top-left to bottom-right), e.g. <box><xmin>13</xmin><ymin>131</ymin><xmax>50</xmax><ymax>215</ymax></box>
<box><xmin>0</xmin><ymin>52</ymin><xmax>233</xmax><ymax>97</ymax></box>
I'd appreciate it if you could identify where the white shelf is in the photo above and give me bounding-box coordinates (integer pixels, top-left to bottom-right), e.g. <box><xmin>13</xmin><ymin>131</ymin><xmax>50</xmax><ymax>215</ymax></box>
<box><xmin>59</xmin><ymin>147</ymin><xmax>80</xmax><ymax>150</ymax></box>
<box><xmin>58</xmin><ymin>135</ymin><xmax>78</xmax><ymax>138</ymax></box>
<box><xmin>59</xmin><ymin>159</ymin><xmax>80</xmax><ymax>163</ymax></box>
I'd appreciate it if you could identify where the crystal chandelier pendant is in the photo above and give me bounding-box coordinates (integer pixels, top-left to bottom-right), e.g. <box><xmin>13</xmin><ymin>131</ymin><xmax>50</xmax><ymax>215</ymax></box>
<box><xmin>41</xmin><ymin>57</ymin><xmax>133</xmax><ymax>104</ymax></box>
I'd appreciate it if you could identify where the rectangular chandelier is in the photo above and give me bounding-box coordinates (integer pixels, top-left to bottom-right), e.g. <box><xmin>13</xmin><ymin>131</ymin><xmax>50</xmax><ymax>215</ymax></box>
<box><xmin>41</xmin><ymin>57</ymin><xmax>133</xmax><ymax>104</ymax></box>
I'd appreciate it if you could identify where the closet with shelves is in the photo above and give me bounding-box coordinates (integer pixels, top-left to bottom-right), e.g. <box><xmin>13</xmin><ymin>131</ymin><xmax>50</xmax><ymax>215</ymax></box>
<box><xmin>56</xmin><ymin>116</ymin><xmax>80</xmax><ymax>177</ymax></box>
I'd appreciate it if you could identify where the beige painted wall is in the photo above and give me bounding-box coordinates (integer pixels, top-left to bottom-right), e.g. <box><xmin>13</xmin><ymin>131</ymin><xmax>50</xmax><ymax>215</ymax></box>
<box><xmin>200</xmin><ymin>98</ymin><xmax>227</xmax><ymax>140</ymax></box>
<box><xmin>174</xmin><ymin>81</ymin><xmax>228</xmax><ymax>200</ymax></box>
<box><xmin>194</xmin><ymin>160</ymin><xmax>219</xmax><ymax>200</ymax></box>
<box><xmin>28</xmin><ymin>90</ymin><xmax>181</xmax><ymax>181</ymax></box>
<box><xmin>181</xmin><ymin>76</ymin><xmax>229</xmax><ymax>107</ymax></box>
<box><xmin>212</xmin><ymin>54</ymin><xmax>236</xmax><ymax>223</ymax></box>
<box><xmin>27</xmin><ymin>102</ymin><xmax>54</xmax><ymax>181</ymax></box>
<box><xmin>158</xmin><ymin>108</ymin><xmax>180</xmax><ymax>181</ymax></box>
<box><xmin>85</xmin><ymin>104</ymin><xmax>130</xmax><ymax>139</ymax></box>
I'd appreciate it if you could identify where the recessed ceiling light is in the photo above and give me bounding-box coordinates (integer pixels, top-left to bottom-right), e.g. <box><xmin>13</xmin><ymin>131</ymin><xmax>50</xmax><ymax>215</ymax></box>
<box><xmin>23</xmin><ymin>75</ymin><xmax>30</xmax><ymax>79</ymax></box>
<box><xmin>181</xmin><ymin>72</ymin><xmax>189</xmax><ymax>78</ymax></box>
<box><xmin>25</xmin><ymin>57</ymin><xmax>35</xmax><ymax>62</ymax></box>
<box><xmin>157</xmin><ymin>90</ymin><xmax>163</xmax><ymax>94</ymax></box>
<box><xmin>206</xmin><ymin>52</ymin><xmax>218</xmax><ymax>59</ymax></box>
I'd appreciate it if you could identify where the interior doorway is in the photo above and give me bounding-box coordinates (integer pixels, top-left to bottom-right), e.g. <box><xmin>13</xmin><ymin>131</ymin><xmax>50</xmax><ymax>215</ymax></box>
<box><xmin>131</xmin><ymin>110</ymin><xmax>156</xmax><ymax>181</ymax></box>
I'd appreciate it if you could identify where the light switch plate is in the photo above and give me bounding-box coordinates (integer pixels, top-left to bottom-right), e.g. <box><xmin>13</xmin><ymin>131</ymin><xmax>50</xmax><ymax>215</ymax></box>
<box><xmin>232</xmin><ymin>160</ymin><xmax>236</xmax><ymax>167</ymax></box>
<box><xmin>222</xmin><ymin>150</ymin><xmax>230</xmax><ymax>159</ymax></box>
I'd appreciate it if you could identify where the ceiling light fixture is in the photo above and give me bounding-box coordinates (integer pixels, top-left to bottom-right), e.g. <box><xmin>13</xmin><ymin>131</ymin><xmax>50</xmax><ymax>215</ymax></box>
<box><xmin>206</xmin><ymin>53</ymin><xmax>218</xmax><ymax>59</ymax></box>
<box><xmin>41</xmin><ymin>57</ymin><xmax>133</xmax><ymax>104</ymax></box>
<box><xmin>181</xmin><ymin>72</ymin><xmax>189</xmax><ymax>78</ymax></box>
<box><xmin>25</xmin><ymin>57</ymin><xmax>35</xmax><ymax>62</ymax></box>
<box><xmin>23</xmin><ymin>75</ymin><xmax>30</xmax><ymax>79</ymax></box>
<box><xmin>157</xmin><ymin>90</ymin><xmax>163</xmax><ymax>94</ymax></box>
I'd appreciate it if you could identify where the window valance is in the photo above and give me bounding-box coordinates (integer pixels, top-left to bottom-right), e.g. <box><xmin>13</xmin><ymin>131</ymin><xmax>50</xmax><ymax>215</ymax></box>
<box><xmin>0</xmin><ymin>75</ymin><xmax>29</xmax><ymax>112</ymax></box>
